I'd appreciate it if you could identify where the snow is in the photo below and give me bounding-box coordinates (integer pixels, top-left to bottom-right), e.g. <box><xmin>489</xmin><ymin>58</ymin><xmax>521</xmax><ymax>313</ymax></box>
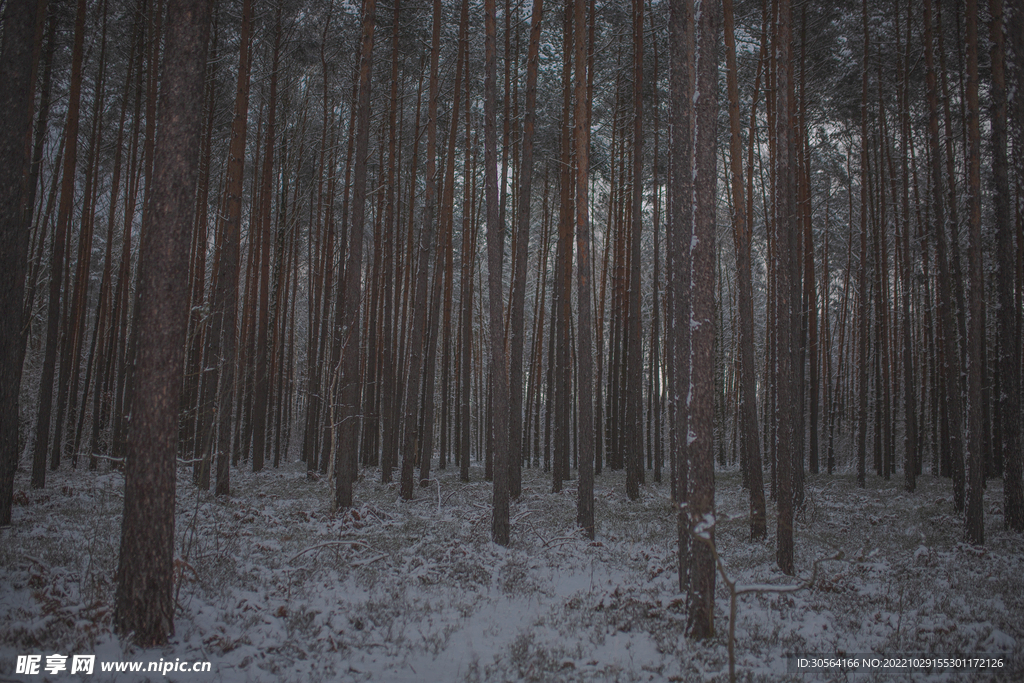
<box><xmin>2</xmin><ymin>457</ymin><xmax>1023</xmax><ymax>682</ymax></box>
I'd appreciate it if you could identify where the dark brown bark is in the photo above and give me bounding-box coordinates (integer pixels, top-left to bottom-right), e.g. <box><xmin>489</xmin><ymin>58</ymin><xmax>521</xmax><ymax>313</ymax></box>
<box><xmin>775</xmin><ymin>0</ymin><xmax>797</xmax><ymax>576</ymax></box>
<box><xmin>963</xmin><ymin>0</ymin><xmax>984</xmax><ymax>545</ymax></box>
<box><xmin>669</xmin><ymin>0</ymin><xmax>693</xmax><ymax>593</ymax></box>
<box><xmin>485</xmin><ymin>0</ymin><xmax>511</xmax><ymax>546</ymax></box>
<box><xmin>251</xmin><ymin>4</ymin><xmax>283</xmax><ymax>473</ymax></box>
<box><xmin>457</xmin><ymin>17</ymin><xmax>475</xmax><ymax>482</ymax></box>
<box><xmin>686</xmin><ymin>0</ymin><xmax>718</xmax><ymax>639</ymax></box>
<box><xmin>553</xmin><ymin>0</ymin><xmax>574</xmax><ymax>494</ymax></box>
<box><xmin>574</xmin><ymin>0</ymin><xmax>595</xmax><ymax>540</ymax></box>
<box><xmin>508</xmin><ymin>0</ymin><xmax>544</xmax><ymax>501</ymax></box>
<box><xmin>897</xmin><ymin>0</ymin><xmax>918</xmax><ymax>492</ymax></box>
<box><xmin>999</xmin><ymin>0</ymin><xmax>1023</xmax><ymax>531</ymax></box>
<box><xmin>923</xmin><ymin>0</ymin><xmax>966</xmax><ymax>513</ymax></box>
<box><xmin>113</xmin><ymin>0</ymin><xmax>210</xmax><ymax>644</ymax></box>
<box><xmin>206</xmin><ymin>0</ymin><xmax>253</xmax><ymax>496</ymax></box>
<box><xmin>31</xmin><ymin>0</ymin><xmax>87</xmax><ymax>488</ymax></box>
<box><xmin>0</xmin><ymin>0</ymin><xmax>43</xmax><ymax>525</ymax></box>
<box><xmin>724</xmin><ymin>0</ymin><xmax>766</xmax><ymax>541</ymax></box>
<box><xmin>335</xmin><ymin>0</ymin><xmax>377</xmax><ymax>509</ymax></box>
<box><xmin>857</xmin><ymin>0</ymin><xmax>870</xmax><ymax>491</ymax></box>
<box><xmin>400</xmin><ymin>0</ymin><xmax>438</xmax><ymax>501</ymax></box>
<box><xmin>624</xmin><ymin>0</ymin><xmax>643</xmax><ymax>502</ymax></box>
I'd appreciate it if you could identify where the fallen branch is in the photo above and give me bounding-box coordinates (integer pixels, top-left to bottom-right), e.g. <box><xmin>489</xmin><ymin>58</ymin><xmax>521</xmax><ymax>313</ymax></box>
<box><xmin>687</xmin><ymin>522</ymin><xmax>844</xmax><ymax>683</ymax></box>
<box><xmin>288</xmin><ymin>540</ymin><xmax>373</xmax><ymax>564</ymax></box>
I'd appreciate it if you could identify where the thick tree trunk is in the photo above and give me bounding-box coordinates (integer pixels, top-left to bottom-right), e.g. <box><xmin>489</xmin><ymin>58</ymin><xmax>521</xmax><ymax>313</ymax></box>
<box><xmin>687</xmin><ymin>0</ymin><xmax>719</xmax><ymax>638</ymax></box>
<box><xmin>999</xmin><ymin>0</ymin><xmax>1023</xmax><ymax>532</ymax></box>
<box><xmin>0</xmin><ymin>0</ymin><xmax>42</xmax><ymax>525</ymax></box>
<box><xmin>114</xmin><ymin>0</ymin><xmax>210</xmax><ymax>644</ymax></box>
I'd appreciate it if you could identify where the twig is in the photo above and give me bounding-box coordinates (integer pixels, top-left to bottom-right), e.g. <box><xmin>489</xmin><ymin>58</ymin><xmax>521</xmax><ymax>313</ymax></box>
<box><xmin>20</xmin><ymin>554</ymin><xmax>48</xmax><ymax>570</ymax></box>
<box><xmin>90</xmin><ymin>453</ymin><xmax>125</xmax><ymax>465</ymax></box>
<box><xmin>288</xmin><ymin>540</ymin><xmax>373</xmax><ymax>564</ymax></box>
<box><xmin>351</xmin><ymin>553</ymin><xmax>388</xmax><ymax>567</ymax></box>
<box><xmin>511</xmin><ymin>509</ymin><xmax>532</xmax><ymax>525</ymax></box>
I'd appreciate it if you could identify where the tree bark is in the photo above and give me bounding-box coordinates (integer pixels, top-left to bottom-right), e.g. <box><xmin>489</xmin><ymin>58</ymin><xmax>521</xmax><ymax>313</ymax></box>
<box><xmin>574</xmin><ymin>0</ymin><xmax>596</xmax><ymax>539</ymax></box>
<box><xmin>775</xmin><ymin>0</ymin><xmax>798</xmax><ymax>576</ymax></box>
<box><xmin>0</xmin><ymin>0</ymin><xmax>43</xmax><ymax>525</ymax></box>
<box><xmin>336</xmin><ymin>0</ymin><xmax>377</xmax><ymax>509</ymax></box>
<box><xmin>999</xmin><ymin>0</ymin><xmax>1024</xmax><ymax>532</ymax></box>
<box><xmin>723</xmin><ymin>0</ymin><xmax>766</xmax><ymax>541</ymax></box>
<box><xmin>963</xmin><ymin>0</ymin><xmax>985</xmax><ymax>545</ymax></box>
<box><xmin>485</xmin><ymin>0</ymin><xmax>511</xmax><ymax>546</ymax></box>
<box><xmin>687</xmin><ymin>0</ymin><xmax>719</xmax><ymax>638</ymax></box>
<box><xmin>114</xmin><ymin>0</ymin><xmax>210</xmax><ymax>644</ymax></box>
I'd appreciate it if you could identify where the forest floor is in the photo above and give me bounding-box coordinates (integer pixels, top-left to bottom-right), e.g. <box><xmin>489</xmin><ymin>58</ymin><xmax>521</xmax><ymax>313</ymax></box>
<box><xmin>1</xmin><ymin>453</ymin><xmax>1022</xmax><ymax>682</ymax></box>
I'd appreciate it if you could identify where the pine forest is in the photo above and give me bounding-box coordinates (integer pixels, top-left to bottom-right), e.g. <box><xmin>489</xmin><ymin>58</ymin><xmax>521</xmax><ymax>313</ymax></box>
<box><xmin>0</xmin><ymin>0</ymin><xmax>1022</xmax><ymax>679</ymax></box>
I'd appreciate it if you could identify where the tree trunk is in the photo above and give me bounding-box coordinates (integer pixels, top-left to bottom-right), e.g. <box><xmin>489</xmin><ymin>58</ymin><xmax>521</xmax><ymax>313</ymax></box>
<box><xmin>574</xmin><ymin>0</ymin><xmax>596</xmax><ymax>539</ymax></box>
<box><xmin>686</xmin><ymin>0</ymin><xmax>719</xmax><ymax>638</ymax></box>
<box><xmin>963</xmin><ymin>0</ymin><xmax>985</xmax><ymax>545</ymax></box>
<box><xmin>336</xmin><ymin>0</ymin><xmax>377</xmax><ymax>510</ymax></box>
<box><xmin>31</xmin><ymin>0</ymin><xmax>87</xmax><ymax>489</ymax></box>
<box><xmin>669</xmin><ymin>0</ymin><xmax>693</xmax><ymax>593</ymax></box>
<box><xmin>724</xmin><ymin>0</ymin><xmax>766</xmax><ymax>541</ymax></box>
<box><xmin>0</xmin><ymin>0</ymin><xmax>43</xmax><ymax>525</ymax></box>
<box><xmin>775</xmin><ymin>0</ymin><xmax>798</xmax><ymax>576</ymax></box>
<box><xmin>485</xmin><ymin>0</ymin><xmax>511</xmax><ymax>546</ymax></box>
<box><xmin>114</xmin><ymin>0</ymin><xmax>210</xmax><ymax>644</ymax></box>
<box><xmin>997</xmin><ymin>0</ymin><xmax>1023</xmax><ymax>532</ymax></box>
<box><xmin>508</xmin><ymin>0</ymin><xmax>544</xmax><ymax>501</ymax></box>
<box><xmin>251</xmin><ymin>4</ymin><xmax>282</xmax><ymax>473</ymax></box>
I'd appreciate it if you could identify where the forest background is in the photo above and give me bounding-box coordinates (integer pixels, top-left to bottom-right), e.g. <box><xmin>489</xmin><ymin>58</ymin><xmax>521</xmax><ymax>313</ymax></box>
<box><xmin>0</xmin><ymin>0</ymin><xmax>1022</xmax><ymax>676</ymax></box>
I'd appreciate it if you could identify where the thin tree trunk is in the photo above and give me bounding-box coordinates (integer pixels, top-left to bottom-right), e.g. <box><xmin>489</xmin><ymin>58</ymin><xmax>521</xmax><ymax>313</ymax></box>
<box><xmin>31</xmin><ymin>0</ymin><xmax>87</xmax><ymax>488</ymax></box>
<box><xmin>669</xmin><ymin>0</ymin><xmax>693</xmax><ymax>592</ymax></box>
<box><xmin>996</xmin><ymin>0</ymin><xmax>1023</xmax><ymax>531</ymax></box>
<box><xmin>485</xmin><ymin>0</ymin><xmax>511</xmax><ymax>546</ymax></box>
<box><xmin>400</xmin><ymin>0</ymin><xmax>439</xmax><ymax>500</ymax></box>
<box><xmin>624</xmin><ymin>0</ymin><xmax>644</xmax><ymax>501</ymax></box>
<box><xmin>775</xmin><ymin>0</ymin><xmax>798</xmax><ymax>576</ymax></box>
<box><xmin>336</xmin><ymin>0</ymin><xmax>377</xmax><ymax>509</ymax></box>
<box><xmin>252</xmin><ymin>4</ymin><xmax>282</xmax><ymax>473</ymax></box>
<box><xmin>963</xmin><ymin>0</ymin><xmax>985</xmax><ymax>544</ymax></box>
<box><xmin>508</xmin><ymin>0</ymin><xmax>545</xmax><ymax>501</ymax></box>
<box><xmin>574</xmin><ymin>0</ymin><xmax>596</xmax><ymax>539</ymax></box>
<box><xmin>724</xmin><ymin>0</ymin><xmax>766</xmax><ymax>540</ymax></box>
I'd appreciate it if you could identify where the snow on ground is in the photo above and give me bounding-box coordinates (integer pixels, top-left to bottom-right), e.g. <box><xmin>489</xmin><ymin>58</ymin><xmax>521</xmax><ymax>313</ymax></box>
<box><xmin>1</xmin><ymin>456</ymin><xmax>1022</xmax><ymax>682</ymax></box>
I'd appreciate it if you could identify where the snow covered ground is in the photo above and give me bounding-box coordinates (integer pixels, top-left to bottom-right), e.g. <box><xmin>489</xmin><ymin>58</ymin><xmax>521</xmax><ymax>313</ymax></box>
<box><xmin>2</xmin><ymin>456</ymin><xmax>1021</xmax><ymax>682</ymax></box>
